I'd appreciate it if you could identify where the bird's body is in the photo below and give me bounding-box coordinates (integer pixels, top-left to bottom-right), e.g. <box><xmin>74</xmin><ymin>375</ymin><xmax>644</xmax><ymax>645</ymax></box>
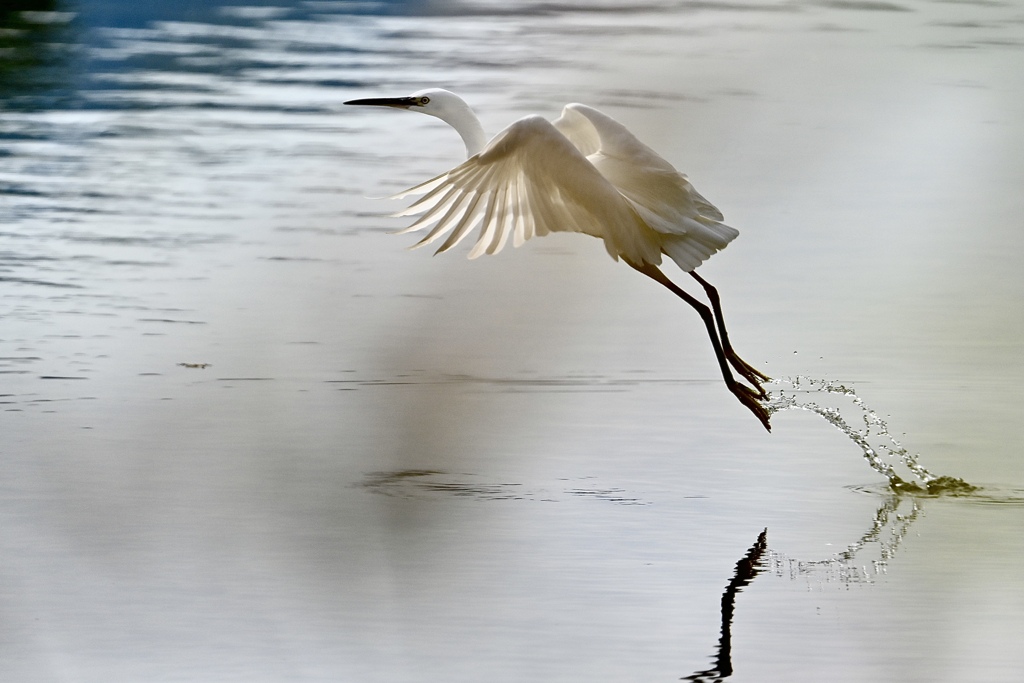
<box><xmin>346</xmin><ymin>89</ymin><xmax>771</xmax><ymax>430</ymax></box>
<box><xmin>376</xmin><ymin>91</ymin><xmax>738</xmax><ymax>273</ymax></box>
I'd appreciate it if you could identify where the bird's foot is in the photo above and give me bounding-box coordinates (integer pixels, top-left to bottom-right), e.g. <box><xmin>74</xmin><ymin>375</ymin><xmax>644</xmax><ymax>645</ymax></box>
<box><xmin>727</xmin><ymin>351</ymin><xmax>771</xmax><ymax>399</ymax></box>
<box><xmin>730</xmin><ymin>381</ymin><xmax>772</xmax><ymax>432</ymax></box>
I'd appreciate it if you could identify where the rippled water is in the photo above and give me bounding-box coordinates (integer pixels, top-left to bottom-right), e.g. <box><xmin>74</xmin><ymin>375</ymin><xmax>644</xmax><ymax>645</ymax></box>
<box><xmin>3</xmin><ymin>1</ymin><xmax>1024</xmax><ymax>681</ymax></box>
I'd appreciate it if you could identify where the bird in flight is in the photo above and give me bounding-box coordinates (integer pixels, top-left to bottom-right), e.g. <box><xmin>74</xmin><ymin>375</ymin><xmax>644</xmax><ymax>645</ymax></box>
<box><xmin>345</xmin><ymin>89</ymin><xmax>771</xmax><ymax>430</ymax></box>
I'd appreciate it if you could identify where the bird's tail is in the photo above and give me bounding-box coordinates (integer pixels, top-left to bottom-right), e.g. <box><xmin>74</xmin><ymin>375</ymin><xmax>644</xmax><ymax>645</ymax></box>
<box><xmin>661</xmin><ymin>221</ymin><xmax>739</xmax><ymax>272</ymax></box>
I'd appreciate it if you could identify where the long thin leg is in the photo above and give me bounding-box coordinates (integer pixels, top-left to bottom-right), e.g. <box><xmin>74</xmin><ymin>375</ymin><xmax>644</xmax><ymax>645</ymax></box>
<box><xmin>689</xmin><ymin>271</ymin><xmax>770</xmax><ymax>395</ymax></box>
<box><xmin>629</xmin><ymin>261</ymin><xmax>771</xmax><ymax>432</ymax></box>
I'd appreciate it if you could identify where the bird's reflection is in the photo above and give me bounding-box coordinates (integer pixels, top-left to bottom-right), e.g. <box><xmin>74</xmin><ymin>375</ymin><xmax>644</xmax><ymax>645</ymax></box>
<box><xmin>682</xmin><ymin>492</ymin><xmax>925</xmax><ymax>680</ymax></box>
<box><xmin>683</xmin><ymin>528</ymin><xmax>768</xmax><ymax>683</ymax></box>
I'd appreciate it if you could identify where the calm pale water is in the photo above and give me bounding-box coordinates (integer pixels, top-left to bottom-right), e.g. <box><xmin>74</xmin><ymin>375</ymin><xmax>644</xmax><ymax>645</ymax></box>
<box><xmin>2</xmin><ymin>1</ymin><xmax>1023</xmax><ymax>681</ymax></box>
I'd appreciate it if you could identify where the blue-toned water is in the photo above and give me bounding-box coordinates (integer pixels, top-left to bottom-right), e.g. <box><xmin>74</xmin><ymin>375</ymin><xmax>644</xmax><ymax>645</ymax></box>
<box><xmin>3</xmin><ymin>1</ymin><xmax>1023</xmax><ymax>681</ymax></box>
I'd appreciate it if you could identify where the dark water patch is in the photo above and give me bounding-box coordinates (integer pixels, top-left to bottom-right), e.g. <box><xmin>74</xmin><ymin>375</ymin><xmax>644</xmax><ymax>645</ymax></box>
<box><xmin>261</xmin><ymin>255</ymin><xmax>331</xmax><ymax>262</ymax></box>
<box><xmin>74</xmin><ymin>93</ymin><xmax>341</xmax><ymax>114</ymax></box>
<box><xmin>362</xmin><ymin>1</ymin><xmax>800</xmax><ymax>18</ymax></box>
<box><xmin>931</xmin><ymin>20</ymin><xmax>995</xmax><ymax>28</ymax></box>
<box><xmin>679</xmin><ymin>1</ymin><xmax>800</xmax><ymax>11</ymax></box>
<box><xmin>291</xmin><ymin>186</ymin><xmax>361</xmax><ymax>197</ymax></box>
<box><xmin>566</xmin><ymin>487</ymin><xmax>648</xmax><ymax>505</ymax></box>
<box><xmin>105</xmin><ymin>304</ymin><xmax>193</xmax><ymax>312</ymax></box>
<box><xmin>242</xmin><ymin>77</ymin><xmax>365</xmax><ymax>89</ymax></box>
<box><xmin>19</xmin><ymin>205</ymin><xmax>112</xmax><ymax>219</ymax></box>
<box><xmin>0</xmin><ymin>3</ymin><xmax>81</xmax><ymax>112</ymax></box>
<box><xmin>86</xmin><ymin>74</ymin><xmax>223</xmax><ymax>94</ymax></box>
<box><xmin>52</xmin><ymin>230</ymin><xmax>232</xmax><ymax>248</ymax></box>
<box><xmin>0</xmin><ymin>252</ymin><xmax>168</xmax><ymax>271</ymax></box>
<box><xmin>38</xmin><ymin>375</ymin><xmax>87</xmax><ymax>380</ymax></box>
<box><xmin>975</xmin><ymin>37</ymin><xmax>1024</xmax><ymax>48</ymax></box>
<box><xmin>76</xmin><ymin>256</ymin><xmax>170</xmax><ymax>267</ymax></box>
<box><xmin>332</xmin><ymin>379</ymin><xmax>418</xmax><ymax>387</ymax></box>
<box><xmin>808</xmin><ymin>0</ymin><xmax>912</xmax><ymax>10</ymax></box>
<box><xmin>598</xmin><ymin>89</ymin><xmax>709</xmax><ymax>106</ymax></box>
<box><xmin>0</xmin><ymin>275</ymin><xmax>83</xmax><ymax>288</ymax></box>
<box><xmin>920</xmin><ymin>41</ymin><xmax>983</xmax><ymax>50</ymax></box>
<box><xmin>0</xmin><ymin>181</ymin><xmax>47</xmax><ymax>197</ymax></box>
<box><xmin>414</xmin><ymin>480</ymin><xmax>525</xmax><ymax>501</ymax></box>
<box><xmin>0</xmin><ymin>130</ymin><xmax>57</xmax><ymax>142</ymax></box>
<box><xmin>0</xmin><ymin>252</ymin><xmax>59</xmax><ymax>264</ymax></box>
<box><xmin>808</xmin><ymin>22</ymin><xmax>869</xmax><ymax>31</ymax></box>
<box><xmin>360</xmin><ymin>470</ymin><xmax>648</xmax><ymax>504</ymax></box>
<box><xmin>137</xmin><ymin>317</ymin><xmax>206</xmax><ymax>324</ymax></box>
<box><xmin>932</xmin><ymin>0</ymin><xmax>1011</xmax><ymax>6</ymax></box>
<box><xmin>216</xmin><ymin>377</ymin><xmax>274</xmax><ymax>381</ymax></box>
<box><xmin>27</xmin><ymin>396</ymin><xmax>96</xmax><ymax>404</ymax></box>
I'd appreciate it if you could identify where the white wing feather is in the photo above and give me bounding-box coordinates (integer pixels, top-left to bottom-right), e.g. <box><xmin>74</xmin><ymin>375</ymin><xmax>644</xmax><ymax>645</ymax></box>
<box><xmin>554</xmin><ymin>104</ymin><xmax>727</xmax><ymax>224</ymax></box>
<box><xmin>554</xmin><ymin>104</ymin><xmax>739</xmax><ymax>271</ymax></box>
<box><xmin>391</xmin><ymin>115</ymin><xmax>651</xmax><ymax>261</ymax></box>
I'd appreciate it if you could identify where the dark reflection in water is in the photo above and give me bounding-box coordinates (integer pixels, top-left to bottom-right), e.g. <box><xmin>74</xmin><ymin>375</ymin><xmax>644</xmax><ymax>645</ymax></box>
<box><xmin>362</xmin><ymin>468</ymin><xmax>651</xmax><ymax>504</ymax></box>
<box><xmin>684</xmin><ymin>528</ymin><xmax>768</xmax><ymax>683</ymax></box>
<box><xmin>0</xmin><ymin>1</ymin><xmax>76</xmax><ymax>111</ymax></box>
<box><xmin>682</xmin><ymin>489</ymin><xmax>993</xmax><ymax>679</ymax></box>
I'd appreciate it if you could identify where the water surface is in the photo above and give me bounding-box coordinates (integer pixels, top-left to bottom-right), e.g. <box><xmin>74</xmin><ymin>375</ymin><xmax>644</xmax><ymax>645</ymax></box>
<box><xmin>2</xmin><ymin>1</ymin><xmax>1023</xmax><ymax>681</ymax></box>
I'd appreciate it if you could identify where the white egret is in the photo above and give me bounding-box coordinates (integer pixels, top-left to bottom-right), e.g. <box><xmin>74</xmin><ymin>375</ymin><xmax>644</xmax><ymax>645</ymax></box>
<box><xmin>345</xmin><ymin>89</ymin><xmax>770</xmax><ymax>430</ymax></box>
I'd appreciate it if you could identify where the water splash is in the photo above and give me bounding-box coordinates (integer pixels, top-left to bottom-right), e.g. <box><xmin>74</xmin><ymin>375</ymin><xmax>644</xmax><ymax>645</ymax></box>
<box><xmin>764</xmin><ymin>376</ymin><xmax>977</xmax><ymax>495</ymax></box>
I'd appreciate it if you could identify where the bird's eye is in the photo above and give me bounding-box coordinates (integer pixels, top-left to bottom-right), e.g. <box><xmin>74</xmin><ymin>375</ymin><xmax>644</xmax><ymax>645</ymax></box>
<box><xmin>419</xmin><ymin>96</ymin><xmax>430</xmax><ymax>105</ymax></box>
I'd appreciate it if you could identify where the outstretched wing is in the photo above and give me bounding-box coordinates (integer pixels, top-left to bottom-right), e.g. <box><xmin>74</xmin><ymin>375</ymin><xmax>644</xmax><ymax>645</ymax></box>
<box><xmin>391</xmin><ymin>115</ymin><xmax>643</xmax><ymax>260</ymax></box>
<box><xmin>553</xmin><ymin>104</ymin><xmax>738</xmax><ymax>271</ymax></box>
<box><xmin>553</xmin><ymin>104</ymin><xmax>727</xmax><ymax>225</ymax></box>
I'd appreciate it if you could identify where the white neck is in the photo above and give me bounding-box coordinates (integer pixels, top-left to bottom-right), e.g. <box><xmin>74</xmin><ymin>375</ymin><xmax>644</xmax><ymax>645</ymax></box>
<box><xmin>429</xmin><ymin>101</ymin><xmax>488</xmax><ymax>157</ymax></box>
<box><xmin>455</xmin><ymin>118</ymin><xmax>488</xmax><ymax>158</ymax></box>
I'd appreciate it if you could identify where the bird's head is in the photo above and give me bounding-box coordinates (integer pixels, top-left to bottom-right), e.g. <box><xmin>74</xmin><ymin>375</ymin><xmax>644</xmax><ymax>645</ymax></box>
<box><xmin>344</xmin><ymin>88</ymin><xmax>469</xmax><ymax>121</ymax></box>
<box><xmin>344</xmin><ymin>88</ymin><xmax>486</xmax><ymax>157</ymax></box>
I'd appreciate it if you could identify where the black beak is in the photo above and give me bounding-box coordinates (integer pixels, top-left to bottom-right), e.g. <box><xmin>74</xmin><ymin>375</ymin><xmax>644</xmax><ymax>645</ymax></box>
<box><xmin>344</xmin><ymin>96</ymin><xmax>417</xmax><ymax>109</ymax></box>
